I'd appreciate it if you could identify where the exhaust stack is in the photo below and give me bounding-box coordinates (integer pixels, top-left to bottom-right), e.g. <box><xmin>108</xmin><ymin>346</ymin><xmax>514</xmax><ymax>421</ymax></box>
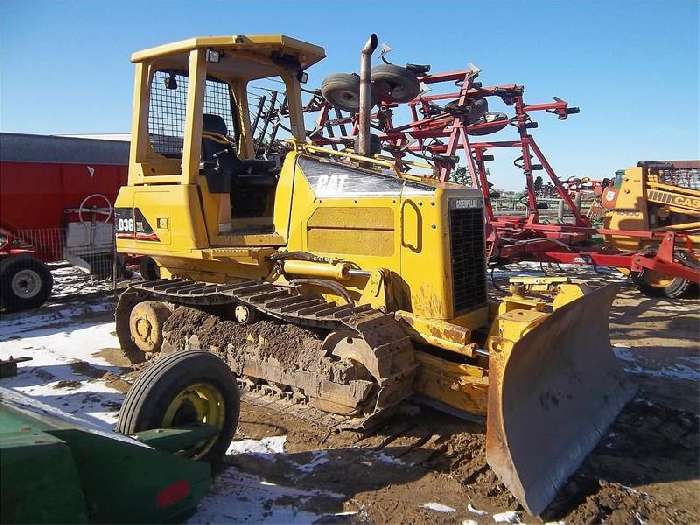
<box><xmin>357</xmin><ymin>34</ymin><xmax>378</xmax><ymax>158</ymax></box>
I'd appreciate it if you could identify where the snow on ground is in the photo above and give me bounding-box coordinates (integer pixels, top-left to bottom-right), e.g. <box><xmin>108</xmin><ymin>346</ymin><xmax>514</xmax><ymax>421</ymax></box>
<box><xmin>492</xmin><ymin>510</ymin><xmax>522</xmax><ymax>523</ymax></box>
<box><xmin>0</xmin><ymin>300</ymin><xmax>113</xmax><ymax>339</ymax></box>
<box><xmin>190</xmin><ymin>469</ymin><xmax>346</xmax><ymax>524</ymax></box>
<box><xmin>294</xmin><ymin>450</ymin><xmax>331</xmax><ymax>474</ymax></box>
<box><xmin>49</xmin><ymin>264</ymin><xmax>114</xmax><ymax>300</ymax></box>
<box><xmin>467</xmin><ymin>504</ymin><xmax>489</xmax><ymax>515</ymax></box>
<box><xmin>226</xmin><ymin>435</ymin><xmax>288</xmax><ymax>456</ymax></box>
<box><xmin>491</xmin><ymin>262</ymin><xmax>626</xmax><ymax>281</ymax></box>
<box><xmin>614</xmin><ymin>345</ymin><xmax>700</xmax><ymax>381</ymax></box>
<box><xmin>0</xmin><ymin>299</ymin><xmax>123</xmax><ymax>429</ymax></box>
<box><xmin>421</xmin><ymin>502</ymin><xmax>456</xmax><ymax>512</ymax></box>
<box><xmin>0</xmin><ymin>299</ymin><xmax>352</xmax><ymax>524</ymax></box>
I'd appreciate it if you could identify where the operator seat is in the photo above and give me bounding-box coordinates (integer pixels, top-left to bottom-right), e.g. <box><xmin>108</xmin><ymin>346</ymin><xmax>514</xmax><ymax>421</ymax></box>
<box><xmin>201</xmin><ymin>113</ymin><xmax>278</xmax><ymax>218</ymax></box>
<box><xmin>202</xmin><ymin>113</ymin><xmax>231</xmax><ymax>164</ymax></box>
<box><xmin>201</xmin><ymin>113</ymin><xmax>277</xmax><ymax>187</ymax></box>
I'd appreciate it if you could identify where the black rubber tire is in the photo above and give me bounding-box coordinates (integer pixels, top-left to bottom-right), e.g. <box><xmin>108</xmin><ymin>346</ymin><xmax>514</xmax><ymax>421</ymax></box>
<box><xmin>0</xmin><ymin>254</ymin><xmax>53</xmax><ymax>313</ymax></box>
<box><xmin>321</xmin><ymin>73</ymin><xmax>361</xmax><ymax>112</ymax></box>
<box><xmin>631</xmin><ymin>251</ymin><xmax>699</xmax><ymax>299</ymax></box>
<box><xmin>685</xmin><ymin>282</ymin><xmax>700</xmax><ymax>298</ymax></box>
<box><xmin>632</xmin><ymin>274</ymin><xmax>691</xmax><ymax>298</ymax></box>
<box><xmin>116</xmin><ymin>350</ymin><xmax>239</xmax><ymax>463</ymax></box>
<box><xmin>139</xmin><ymin>256</ymin><xmax>161</xmax><ymax>281</ymax></box>
<box><xmin>371</xmin><ymin>64</ymin><xmax>420</xmax><ymax>103</ymax></box>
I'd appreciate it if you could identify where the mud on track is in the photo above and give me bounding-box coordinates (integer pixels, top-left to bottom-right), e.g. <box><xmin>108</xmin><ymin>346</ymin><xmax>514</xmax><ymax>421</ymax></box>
<box><xmin>162</xmin><ymin>306</ymin><xmax>328</xmax><ymax>373</ymax></box>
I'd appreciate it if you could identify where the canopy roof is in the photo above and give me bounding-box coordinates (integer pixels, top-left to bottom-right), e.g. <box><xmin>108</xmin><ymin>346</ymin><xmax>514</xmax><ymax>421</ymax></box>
<box><xmin>131</xmin><ymin>34</ymin><xmax>326</xmax><ymax>70</ymax></box>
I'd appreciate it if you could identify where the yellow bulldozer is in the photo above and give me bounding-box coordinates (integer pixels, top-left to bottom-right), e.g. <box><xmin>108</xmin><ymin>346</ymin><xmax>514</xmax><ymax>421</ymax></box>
<box><xmin>113</xmin><ymin>34</ymin><xmax>634</xmax><ymax>515</ymax></box>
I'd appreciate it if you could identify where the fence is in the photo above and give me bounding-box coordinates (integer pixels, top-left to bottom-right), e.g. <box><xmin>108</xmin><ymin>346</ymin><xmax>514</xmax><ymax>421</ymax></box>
<box><xmin>10</xmin><ymin>225</ymin><xmax>119</xmax><ymax>300</ymax></box>
<box><xmin>491</xmin><ymin>195</ymin><xmax>602</xmax><ymax>222</ymax></box>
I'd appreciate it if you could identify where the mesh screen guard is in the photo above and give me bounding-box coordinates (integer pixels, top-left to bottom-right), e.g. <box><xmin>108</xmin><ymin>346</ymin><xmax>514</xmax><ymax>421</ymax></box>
<box><xmin>147</xmin><ymin>70</ymin><xmax>237</xmax><ymax>157</ymax></box>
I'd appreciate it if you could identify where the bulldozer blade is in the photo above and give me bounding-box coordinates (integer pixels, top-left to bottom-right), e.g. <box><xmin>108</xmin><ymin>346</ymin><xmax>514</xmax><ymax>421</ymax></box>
<box><xmin>486</xmin><ymin>284</ymin><xmax>636</xmax><ymax>516</ymax></box>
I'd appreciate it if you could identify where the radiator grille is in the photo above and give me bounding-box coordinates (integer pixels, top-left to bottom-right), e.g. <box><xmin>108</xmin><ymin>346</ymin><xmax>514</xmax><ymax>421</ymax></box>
<box><xmin>449</xmin><ymin>206</ymin><xmax>487</xmax><ymax>313</ymax></box>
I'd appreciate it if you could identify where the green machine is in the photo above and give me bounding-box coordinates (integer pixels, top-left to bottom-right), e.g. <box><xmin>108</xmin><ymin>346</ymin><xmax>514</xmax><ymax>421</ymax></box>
<box><xmin>1</xmin><ymin>351</ymin><xmax>240</xmax><ymax>524</ymax></box>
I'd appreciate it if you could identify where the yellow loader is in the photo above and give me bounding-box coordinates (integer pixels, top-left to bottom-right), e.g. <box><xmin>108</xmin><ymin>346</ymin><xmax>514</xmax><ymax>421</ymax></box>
<box><xmin>114</xmin><ymin>34</ymin><xmax>634</xmax><ymax>515</ymax></box>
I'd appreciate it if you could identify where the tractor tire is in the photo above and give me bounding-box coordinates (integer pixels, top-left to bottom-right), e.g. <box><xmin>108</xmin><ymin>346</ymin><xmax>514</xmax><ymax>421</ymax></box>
<box><xmin>139</xmin><ymin>256</ymin><xmax>161</xmax><ymax>281</ymax></box>
<box><xmin>632</xmin><ymin>272</ymin><xmax>692</xmax><ymax>299</ymax></box>
<box><xmin>371</xmin><ymin>64</ymin><xmax>420</xmax><ymax>103</ymax></box>
<box><xmin>632</xmin><ymin>274</ymin><xmax>691</xmax><ymax>299</ymax></box>
<box><xmin>631</xmin><ymin>251</ymin><xmax>699</xmax><ymax>299</ymax></box>
<box><xmin>321</xmin><ymin>73</ymin><xmax>361</xmax><ymax>112</ymax></box>
<box><xmin>0</xmin><ymin>255</ymin><xmax>53</xmax><ymax>313</ymax></box>
<box><xmin>116</xmin><ymin>350</ymin><xmax>240</xmax><ymax>463</ymax></box>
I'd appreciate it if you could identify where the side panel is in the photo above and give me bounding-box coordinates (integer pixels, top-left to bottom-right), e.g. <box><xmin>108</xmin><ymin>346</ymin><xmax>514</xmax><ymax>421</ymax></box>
<box><xmin>604</xmin><ymin>166</ymin><xmax>648</xmax><ymax>251</ymax></box>
<box><xmin>286</xmin><ymin>157</ymin><xmax>404</xmax><ymax>272</ymax></box>
<box><xmin>285</xmin><ymin>157</ymin><xmax>405</xmax><ymax>307</ymax></box>
<box><xmin>399</xmin><ymin>191</ymin><xmax>452</xmax><ymax>319</ymax></box>
<box><xmin>287</xmin><ymin>156</ymin><xmax>488</xmax><ymax>323</ymax></box>
<box><xmin>272</xmin><ymin>152</ymin><xmax>298</xmax><ymax>242</ymax></box>
<box><xmin>307</xmin><ymin>207</ymin><xmax>394</xmax><ymax>256</ymax></box>
<box><xmin>114</xmin><ymin>184</ymin><xmax>209</xmax><ymax>255</ymax></box>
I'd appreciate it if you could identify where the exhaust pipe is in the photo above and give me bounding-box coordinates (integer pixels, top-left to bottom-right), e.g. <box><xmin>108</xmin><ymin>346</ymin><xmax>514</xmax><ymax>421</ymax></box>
<box><xmin>357</xmin><ymin>33</ymin><xmax>378</xmax><ymax>158</ymax></box>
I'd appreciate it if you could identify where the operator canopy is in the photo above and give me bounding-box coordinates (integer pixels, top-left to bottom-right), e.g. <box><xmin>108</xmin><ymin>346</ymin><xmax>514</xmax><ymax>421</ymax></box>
<box><xmin>131</xmin><ymin>34</ymin><xmax>326</xmax><ymax>81</ymax></box>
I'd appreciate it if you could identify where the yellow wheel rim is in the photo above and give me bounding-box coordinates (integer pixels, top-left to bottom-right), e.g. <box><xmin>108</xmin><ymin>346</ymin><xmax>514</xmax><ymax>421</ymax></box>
<box><xmin>162</xmin><ymin>382</ymin><xmax>225</xmax><ymax>459</ymax></box>
<box><xmin>642</xmin><ymin>270</ymin><xmax>675</xmax><ymax>288</ymax></box>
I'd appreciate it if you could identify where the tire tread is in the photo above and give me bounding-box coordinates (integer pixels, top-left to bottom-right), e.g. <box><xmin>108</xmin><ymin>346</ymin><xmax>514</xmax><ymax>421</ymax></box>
<box><xmin>117</xmin><ymin>350</ymin><xmax>239</xmax><ymax>462</ymax></box>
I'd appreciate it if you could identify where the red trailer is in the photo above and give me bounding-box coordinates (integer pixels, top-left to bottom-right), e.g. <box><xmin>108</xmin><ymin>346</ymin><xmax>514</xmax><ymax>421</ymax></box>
<box><xmin>0</xmin><ymin>133</ymin><xmax>129</xmax><ymax>311</ymax></box>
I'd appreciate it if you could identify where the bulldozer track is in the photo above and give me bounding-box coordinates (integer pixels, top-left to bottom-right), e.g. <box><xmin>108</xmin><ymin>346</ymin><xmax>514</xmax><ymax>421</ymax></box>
<box><xmin>236</xmin><ymin>381</ymin><xmax>358</xmax><ymax>434</ymax></box>
<box><xmin>117</xmin><ymin>279</ymin><xmax>417</xmax><ymax>429</ymax></box>
<box><xmin>130</xmin><ymin>278</ymin><xmax>378</xmax><ymax>330</ymax></box>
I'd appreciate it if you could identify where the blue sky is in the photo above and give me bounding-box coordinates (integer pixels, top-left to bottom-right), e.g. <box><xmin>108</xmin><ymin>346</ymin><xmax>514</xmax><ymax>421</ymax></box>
<box><xmin>1</xmin><ymin>0</ymin><xmax>698</xmax><ymax>189</ymax></box>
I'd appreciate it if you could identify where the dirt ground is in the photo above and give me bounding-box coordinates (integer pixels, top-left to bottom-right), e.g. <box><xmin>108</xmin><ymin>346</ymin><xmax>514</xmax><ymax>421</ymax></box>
<box><xmin>226</xmin><ymin>396</ymin><xmax>698</xmax><ymax>525</ymax></box>
<box><xmin>2</xmin><ymin>267</ymin><xmax>698</xmax><ymax>524</ymax></box>
<box><xmin>149</xmin><ymin>273</ymin><xmax>700</xmax><ymax>524</ymax></box>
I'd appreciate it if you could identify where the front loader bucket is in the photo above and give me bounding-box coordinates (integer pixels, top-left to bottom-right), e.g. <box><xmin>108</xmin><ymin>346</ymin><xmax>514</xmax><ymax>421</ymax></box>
<box><xmin>486</xmin><ymin>284</ymin><xmax>636</xmax><ymax>516</ymax></box>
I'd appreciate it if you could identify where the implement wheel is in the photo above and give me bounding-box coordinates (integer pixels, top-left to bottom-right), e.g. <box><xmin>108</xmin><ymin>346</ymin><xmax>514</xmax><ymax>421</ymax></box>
<box><xmin>321</xmin><ymin>73</ymin><xmax>360</xmax><ymax>112</ymax></box>
<box><xmin>0</xmin><ymin>255</ymin><xmax>53</xmax><ymax>313</ymax></box>
<box><xmin>630</xmin><ymin>252</ymin><xmax>699</xmax><ymax>299</ymax></box>
<box><xmin>129</xmin><ymin>301</ymin><xmax>172</xmax><ymax>353</ymax></box>
<box><xmin>631</xmin><ymin>271</ymin><xmax>691</xmax><ymax>299</ymax></box>
<box><xmin>371</xmin><ymin>64</ymin><xmax>420</xmax><ymax>103</ymax></box>
<box><xmin>117</xmin><ymin>351</ymin><xmax>239</xmax><ymax>462</ymax></box>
